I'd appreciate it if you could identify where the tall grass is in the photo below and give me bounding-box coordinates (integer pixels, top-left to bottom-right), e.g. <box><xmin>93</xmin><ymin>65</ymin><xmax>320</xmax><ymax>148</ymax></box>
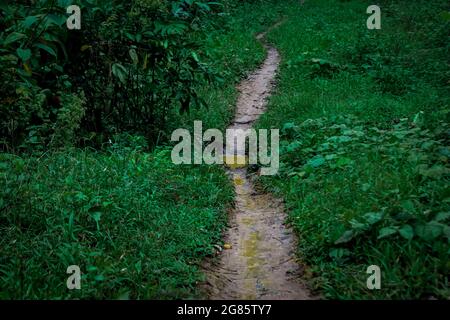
<box><xmin>0</xmin><ymin>0</ymin><xmax>284</xmax><ymax>299</ymax></box>
<box><xmin>257</xmin><ymin>0</ymin><xmax>449</xmax><ymax>299</ymax></box>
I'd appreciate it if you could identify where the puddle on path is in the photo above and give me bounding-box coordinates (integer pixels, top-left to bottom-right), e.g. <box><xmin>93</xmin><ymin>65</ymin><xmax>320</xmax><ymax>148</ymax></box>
<box><xmin>204</xmin><ymin>24</ymin><xmax>314</xmax><ymax>300</ymax></box>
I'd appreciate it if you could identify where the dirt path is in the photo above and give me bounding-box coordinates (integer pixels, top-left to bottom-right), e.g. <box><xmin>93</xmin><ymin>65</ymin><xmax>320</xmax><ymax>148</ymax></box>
<box><xmin>204</xmin><ymin>24</ymin><xmax>314</xmax><ymax>300</ymax></box>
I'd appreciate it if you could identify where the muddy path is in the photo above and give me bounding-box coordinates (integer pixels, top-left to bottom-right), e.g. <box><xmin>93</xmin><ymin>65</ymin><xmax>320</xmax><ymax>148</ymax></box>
<box><xmin>203</xmin><ymin>23</ymin><xmax>314</xmax><ymax>300</ymax></box>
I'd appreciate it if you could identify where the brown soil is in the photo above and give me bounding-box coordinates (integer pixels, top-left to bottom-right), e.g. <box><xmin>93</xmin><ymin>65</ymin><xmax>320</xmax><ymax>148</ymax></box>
<box><xmin>203</xmin><ymin>23</ymin><xmax>315</xmax><ymax>300</ymax></box>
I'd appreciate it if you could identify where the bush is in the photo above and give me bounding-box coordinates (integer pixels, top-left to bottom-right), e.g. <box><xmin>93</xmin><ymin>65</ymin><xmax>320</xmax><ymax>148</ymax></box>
<box><xmin>0</xmin><ymin>0</ymin><xmax>222</xmax><ymax>151</ymax></box>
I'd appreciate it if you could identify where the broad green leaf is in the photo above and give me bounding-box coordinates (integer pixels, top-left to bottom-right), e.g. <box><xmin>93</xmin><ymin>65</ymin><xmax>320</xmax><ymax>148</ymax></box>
<box><xmin>16</xmin><ymin>48</ymin><xmax>31</xmax><ymax>61</ymax></box>
<box><xmin>350</xmin><ymin>219</ymin><xmax>368</xmax><ymax>231</ymax></box>
<box><xmin>308</xmin><ymin>155</ymin><xmax>325</xmax><ymax>168</ymax></box>
<box><xmin>285</xmin><ymin>141</ymin><xmax>301</xmax><ymax>152</ymax></box>
<box><xmin>334</xmin><ymin>230</ymin><xmax>354</xmax><ymax>244</ymax></box>
<box><xmin>92</xmin><ymin>212</ymin><xmax>101</xmax><ymax>231</ymax></box>
<box><xmin>329</xmin><ymin>248</ymin><xmax>350</xmax><ymax>259</ymax></box>
<box><xmin>4</xmin><ymin>32</ymin><xmax>27</xmax><ymax>45</ymax></box>
<box><xmin>44</xmin><ymin>14</ymin><xmax>66</xmax><ymax>27</ymax></box>
<box><xmin>129</xmin><ymin>49</ymin><xmax>138</xmax><ymax>65</ymax></box>
<box><xmin>378</xmin><ymin>226</ymin><xmax>398</xmax><ymax>239</ymax></box>
<box><xmin>434</xmin><ymin>212</ymin><xmax>450</xmax><ymax>222</ymax></box>
<box><xmin>34</xmin><ymin>43</ymin><xmax>57</xmax><ymax>58</ymax></box>
<box><xmin>112</xmin><ymin>63</ymin><xmax>127</xmax><ymax>84</ymax></box>
<box><xmin>415</xmin><ymin>222</ymin><xmax>442</xmax><ymax>241</ymax></box>
<box><xmin>363</xmin><ymin>212</ymin><xmax>383</xmax><ymax>225</ymax></box>
<box><xmin>401</xmin><ymin>199</ymin><xmax>415</xmax><ymax>213</ymax></box>
<box><xmin>117</xmin><ymin>291</ymin><xmax>130</xmax><ymax>300</ymax></box>
<box><xmin>399</xmin><ymin>224</ymin><xmax>414</xmax><ymax>240</ymax></box>
<box><xmin>80</xmin><ymin>45</ymin><xmax>92</xmax><ymax>52</ymax></box>
<box><xmin>191</xmin><ymin>51</ymin><xmax>199</xmax><ymax>62</ymax></box>
<box><xmin>22</xmin><ymin>15</ymin><xmax>40</xmax><ymax>28</ymax></box>
<box><xmin>281</xmin><ymin>122</ymin><xmax>295</xmax><ymax>132</ymax></box>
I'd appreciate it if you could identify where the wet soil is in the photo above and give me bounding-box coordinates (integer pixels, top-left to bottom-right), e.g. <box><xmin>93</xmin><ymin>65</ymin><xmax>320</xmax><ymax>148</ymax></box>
<box><xmin>204</xmin><ymin>23</ymin><xmax>314</xmax><ymax>300</ymax></box>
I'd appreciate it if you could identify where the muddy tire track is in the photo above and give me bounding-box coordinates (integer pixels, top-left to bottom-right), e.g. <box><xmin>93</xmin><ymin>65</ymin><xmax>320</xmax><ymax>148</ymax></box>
<box><xmin>203</xmin><ymin>23</ymin><xmax>314</xmax><ymax>300</ymax></box>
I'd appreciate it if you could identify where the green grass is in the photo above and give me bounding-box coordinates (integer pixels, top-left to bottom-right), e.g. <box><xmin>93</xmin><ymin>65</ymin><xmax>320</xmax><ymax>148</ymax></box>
<box><xmin>0</xmin><ymin>148</ymin><xmax>233</xmax><ymax>299</ymax></box>
<box><xmin>0</xmin><ymin>0</ymin><xmax>285</xmax><ymax>299</ymax></box>
<box><xmin>256</xmin><ymin>0</ymin><xmax>450</xmax><ymax>299</ymax></box>
<box><xmin>3</xmin><ymin>0</ymin><xmax>448</xmax><ymax>300</ymax></box>
<box><xmin>166</xmin><ymin>0</ymin><xmax>285</xmax><ymax>135</ymax></box>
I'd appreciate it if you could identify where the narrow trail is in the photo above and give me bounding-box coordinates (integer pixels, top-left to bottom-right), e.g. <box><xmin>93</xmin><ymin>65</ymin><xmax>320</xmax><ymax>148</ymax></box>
<box><xmin>204</xmin><ymin>23</ymin><xmax>314</xmax><ymax>300</ymax></box>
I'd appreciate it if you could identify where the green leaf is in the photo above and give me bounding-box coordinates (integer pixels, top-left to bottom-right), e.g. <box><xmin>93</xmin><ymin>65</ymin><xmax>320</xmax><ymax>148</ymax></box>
<box><xmin>329</xmin><ymin>248</ymin><xmax>350</xmax><ymax>259</ymax></box>
<box><xmin>281</xmin><ymin>122</ymin><xmax>296</xmax><ymax>132</ymax></box>
<box><xmin>92</xmin><ymin>212</ymin><xmax>101</xmax><ymax>231</ymax></box>
<box><xmin>191</xmin><ymin>51</ymin><xmax>199</xmax><ymax>62</ymax></box>
<box><xmin>44</xmin><ymin>14</ymin><xmax>66</xmax><ymax>28</ymax></box>
<box><xmin>415</xmin><ymin>222</ymin><xmax>442</xmax><ymax>241</ymax></box>
<box><xmin>433</xmin><ymin>212</ymin><xmax>450</xmax><ymax>222</ymax></box>
<box><xmin>22</xmin><ymin>15</ymin><xmax>40</xmax><ymax>29</ymax></box>
<box><xmin>129</xmin><ymin>49</ymin><xmax>138</xmax><ymax>65</ymax></box>
<box><xmin>399</xmin><ymin>224</ymin><xmax>414</xmax><ymax>240</ymax></box>
<box><xmin>112</xmin><ymin>63</ymin><xmax>127</xmax><ymax>84</ymax></box>
<box><xmin>35</xmin><ymin>43</ymin><xmax>57</xmax><ymax>58</ymax></box>
<box><xmin>401</xmin><ymin>199</ymin><xmax>415</xmax><ymax>213</ymax></box>
<box><xmin>378</xmin><ymin>226</ymin><xmax>398</xmax><ymax>239</ymax></box>
<box><xmin>349</xmin><ymin>219</ymin><xmax>368</xmax><ymax>231</ymax></box>
<box><xmin>285</xmin><ymin>141</ymin><xmax>301</xmax><ymax>152</ymax></box>
<box><xmin>117</xmin><ymin>291</ymin><xmax>130</xmax><ymax>300</ymax></box>
<box><xmin>87</xmin><ymin>265</ymin><xmax>97</xmax><ymax>272</ymax></box>
<box><xmin>363</xmin><ymin>212</ymin><xmax>383</xmax><ymax>225</ymax></box>
<box><xmin>16</xmin><ymin>48</ymin><xmax>31</xmax><ymax>61</ymax></box>
<box><xmin>334</xmin><ymin>230</ymin><xmax>354</xmax><ymax>244</ymax></box>
<box><xmin>308</xmin><ymin>155</ymin><xmax>325</xmax><ymax>168</ymax></box>
<box><xmin>4</xmin><ymin>32</ymin><xmax>27</xmax><ymax>45</ymax></box>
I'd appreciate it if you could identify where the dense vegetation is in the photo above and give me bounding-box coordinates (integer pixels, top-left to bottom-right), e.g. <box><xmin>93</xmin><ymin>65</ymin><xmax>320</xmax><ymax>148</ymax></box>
<box><xmin>257</xmin><ymin>0</ymin><xmax>449</xmax><ymax>299</ymax></box>
<box><xmin>1</xmin><ymin>0</ymin><xmax>449</xmax><ymax>299</ymax></box>
<box><xmin>0</xmin><ymin>0</ymin><xmax>281</xmax><ymax>298</ymax></box>
<box><xmin>1</xmin><ymin>0</ymin><xmax>233</xmax><ymax>150</ymax></box>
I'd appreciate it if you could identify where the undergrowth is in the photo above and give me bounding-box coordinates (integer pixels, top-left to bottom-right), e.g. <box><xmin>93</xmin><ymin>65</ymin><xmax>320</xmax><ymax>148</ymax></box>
<box><xmin>257</xmin><ymin>0</ymin><xmax>450</xmax><ymax>299</ymax></box>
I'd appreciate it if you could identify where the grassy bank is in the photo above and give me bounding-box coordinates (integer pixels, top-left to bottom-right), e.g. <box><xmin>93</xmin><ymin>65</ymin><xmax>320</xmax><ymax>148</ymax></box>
<box><xmin>257</xmin><ymin>0</ymin><xmax>449</xmax><ymax>299</ymax></box>
<box><xmin>0</xmin><ymin>148</ymin><xmax>233</xmax><ymax>299</ymax></box>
